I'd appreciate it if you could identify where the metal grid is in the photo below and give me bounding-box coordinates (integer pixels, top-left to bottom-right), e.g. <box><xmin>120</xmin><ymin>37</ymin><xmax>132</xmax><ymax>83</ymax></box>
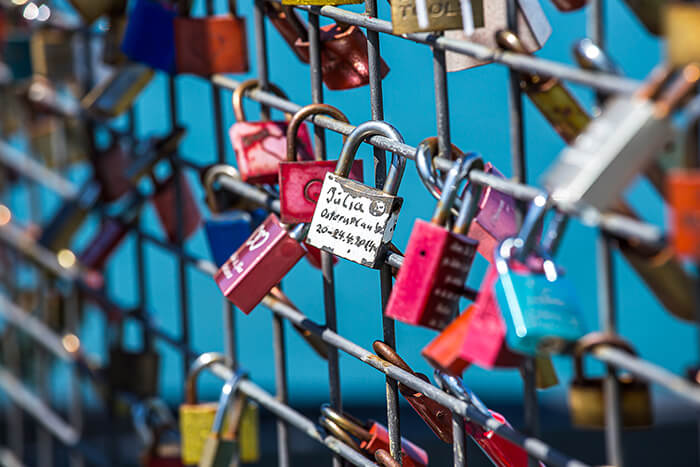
<box><xmin>0</xmin><ymin>0</ymin><xmax>697</xmax><ymax>466</ymax></box>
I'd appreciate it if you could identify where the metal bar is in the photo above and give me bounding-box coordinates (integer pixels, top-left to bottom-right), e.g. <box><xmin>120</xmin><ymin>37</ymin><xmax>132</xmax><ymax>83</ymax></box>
<box><xmin>254</xmin><ymin>0</ymin><xmax>271</xmax><ymax>120</ymax></box>
<box><xmin>272</xmin><ymin>313</ymin><xmax>291</xmax><ymax>467</ymax></box>
<box><xmin>452</xmin><ymin>411</ymin><xmax>467</xmax><ymax>467</ymax></box>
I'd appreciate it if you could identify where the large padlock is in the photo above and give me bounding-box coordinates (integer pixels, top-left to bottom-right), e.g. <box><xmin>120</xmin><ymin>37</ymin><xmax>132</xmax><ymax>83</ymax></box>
<box><xmin>294</xmin><ymin>23</ymin><xmax>390</xmax><ymax>90</ymax></box>
<box><xmin>67</xmin><ymin>0</ymin><xmax>127</xmax><ymax>24</ymax></box>
<box><xmin>306</xmin><ymin>120</ymin><xmax>406</xmax><ymax>268</ymax></box>
<box><xmin>568</xmin><ymin>333</ymin><xmax>653</xmax><ymax>429</ymax></box>
<box><xmin>385</xmin><ymin>153</ymin><xmax>483</xmax><ymax>330</ymax></box>
<box><xmin>445</xmin><ymin>0</ymin><xmax>551</xmax><ymax>72</ymax></box>
<box><xmin>198</xmin><ymin>370</ymin><xmax>248</xmax><ymax>467</ymax></box>
<box><xmin>30</xmin><ymin>26</ymin><xmax>76</xmax><ymax>83</ymax></box>
<box><xmin>278</xmin><ymin>103</ymin><xmax>363</xmax><ymax>224</ymax></box>
<box><xmin>214</xmin><ymin>213</ymin><xmax>307</xmax><ymax>313</ymax></box>
<box><xmin>152</xmin><ymin>173</ymin><xmax>202</xmax><ymax>243</ymax></box>
<box><xmin>82</xmin><ymin>63</ymin><xmax>155</xmax><ymax>119</ymax></box>
<box><xmin>180</xmin><ymin>353</ymin><xmax>229</xmax><ymax>465</ymax></box>
<box><xmin>132</xmin><ymin>398</ymin><xmax>183</xmax><ymax>467</ymax></box>
<box><xmin>668</xmin><ymin>169</ymin><xmax>700</xmax><ymax>260</ymax></box>
<box><xmin>38</xmin><ymin>181</ymin><xmax>101</xmax><ymax>252</ymax></box>
<box><xmin>108</xmin><ymin>344</ymin><xmax>160</xmax><ymax>398</ymax></box>
<box><xmin>320</xmin><ymin>405</ymin><xmax>429</xmax><ymax>467</ymax></box>
<box><xmin>229</xmin><ymin>79</ymin><xmax>314</xmax><ymax>184</ymax></box>
<box><xmin>4</xmin><ymin>32</ymin><xmax>33</xmax><ymax>80</ymax></box>
<box><xmin>174</xmin><ymin>0</ymin><xmax>248</xmax><ymax>76</ymax></box>
<box><xmin>120</xmin><ymin>0</ymin><xmax>177</xmax><ymax>73</ymax></box>
<box><xmin>92</xmin><ymin>142</ymin><xmax>133</xmax><ymax>203</ymax></box>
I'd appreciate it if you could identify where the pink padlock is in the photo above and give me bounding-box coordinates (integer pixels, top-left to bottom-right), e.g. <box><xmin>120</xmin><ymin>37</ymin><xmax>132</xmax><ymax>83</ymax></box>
<box><xmin>467</xmin><ymin>411</ymin><xmax>541</xmax><ymax>467</ymax></box>
<box><xmin>152</xmin><ymin>173</ymin><xmax>202</xmax><ymax>243</ymax></box>
<box><xmin>230</xmin><ymin>79</ymin><xmax>313</xmax><ymax>185</ymax></box>
<box><xmin>214</xmin><ymin>213</ymin><xmax>306</xmax><ymax>313</ymax></box>
<box><xmin>385</xmin><ymin>154</ymin><xmax>482</xmax><ymax>330</ymax></box>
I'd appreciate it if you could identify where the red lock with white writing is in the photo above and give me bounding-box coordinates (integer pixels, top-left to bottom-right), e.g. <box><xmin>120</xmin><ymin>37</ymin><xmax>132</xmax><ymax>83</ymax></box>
<box><xmin>214</xmin><ymin>214</ymin><xmax>306</xmax><ymax>313</ymax></box>
<box><xmin>230</xmin><ymin>79</ymin><xmax>313</xmax><ymax>185</ymax></box>
<box><xmin>385</xmin><ymin>154</ymin><xmax>483</xmax><ymax>330</ymax></box>
<box><xmin>279</xmin><ymin>103</ymin><xmax>364</xmax><ymax>224</ymax></box>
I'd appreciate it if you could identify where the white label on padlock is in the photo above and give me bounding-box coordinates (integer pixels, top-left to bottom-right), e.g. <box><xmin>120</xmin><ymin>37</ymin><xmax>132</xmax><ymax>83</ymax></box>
<box><xmin>306</xmin><ymin>173</ymin><xmax>400</xmax><ymax>267</ymax></box>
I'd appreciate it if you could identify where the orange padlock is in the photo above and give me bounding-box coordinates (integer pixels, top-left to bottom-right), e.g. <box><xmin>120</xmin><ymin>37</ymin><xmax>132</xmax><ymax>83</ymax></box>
<box><xmin>668</xmin><ymin>169</ymin><xmax>700</xmax><ymax>259</ymax></box>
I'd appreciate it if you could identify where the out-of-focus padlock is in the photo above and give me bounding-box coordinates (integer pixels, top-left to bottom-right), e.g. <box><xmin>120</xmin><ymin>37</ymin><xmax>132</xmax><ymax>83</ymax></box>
<box><xmin>445</xmin><ymin>0</ymin><xmax>551</xmax><ymax>72</ymax></box>
<box><xmin>38</xmin><ymin>181</ymin><xmax>101</xmax><ymax>252</ymax></box>
<box><xmin>30</xmin><ymin>27</ymin><xmax>76</xmax><ymax>83</ymax></box>
<box><xmin>385</xmin><ymin>153</ymin><xmax>482</xmax><ymax>330</ymax></box>
<box><xmin>306</xmin><ymin>121</ymin><xmax>406</xmax><ymax>268</ymax></box>
<box><xmin>67</xmin><ymin>0</ymin><xmax>126</xmax><ymax>24</ymax></box>
<box><xmin>180</xmin><ymin>353</ymin><xmax>229</xmax><ymax>465</ymax></box>
<box><xmin>294</xmin><ymin>23</ymin><xmax>390</xmax><ymax>90</ymax></box>
<box><xmin>0</xmin><ymin>83</ymin><xmax>24</xmax><ymax>137</ymax></box>
<box><xmin>120</xmin><ymin>0</ymin><xmax>177</xmax><ymax>73</ymax></box>
<box><xmin>568</xmin><ymin>333</ymin><xmax>653</xmax><ymax>429</ymax></box>
<box><xmin>668</xmin><ymin>169</ymin><xmax>700</xmax><ymax>260</ymax></box>
<box><xmin>132</xmin><ymin>398</ymin><xmax>182</xmax><ymax>467</ymax></box>
<box><xmin>320</xmin><ymin>405</ymin><xmax>429</xmax><ymax>467</ymax></box>
<box><xmin>204</xmin><ymin>211</ymin><xmax>256</xmax><ymax>268</ymax></box>
<box><xmin>82</xmin><ymin>63</ymin><xmax>155</xmax><ymax>119</ymax></box>
<box><xmin>230</xmin><ymin>79</ymin><xmax>314</xmax><ymax>184</ymax></box>
<box><xmin>214</xmin><ymin>213</ymin><xmax>307</xmax><ymax>313</ymax></box>
<box><xmin>92</xmin><ymin>142</ymin><xmax>132</xmax><ymax>203</ymax></box>
<box><xmin>108</xmin><ymin>342</ymin><xmax>160</xmax><ymax>398</ymax></box>
<box><xmin>278</xmin><ymin>104</ymin><xmax>363</xmax><ymax>224</ymax></box>
<box><xmin>263</xmin><ymin>2</ymin><xmax>311</xmax><ymax>62</ymax></box>
<box><xmin>29</xmin><ymin>116</ymin><xmax>68</xmax><ymax>169</ymax></box>
<box><xmin>152</xmin><ymin>173</ymin><xmax>202</xmax><ymax>243</ymax></box>
<box><xmin>174</xmin><ymin>0</ymin><xmax>249</xmax><ymax>76</ymax></box>
<box><xmin>666</xmin><ymin>3</ymin><xmax>700</xmax><ymax>66</ymax></box>
<box><xmin>103</xmin><ymin>15</ymin><xmax>129</xmax><ymax>66</ymax></box>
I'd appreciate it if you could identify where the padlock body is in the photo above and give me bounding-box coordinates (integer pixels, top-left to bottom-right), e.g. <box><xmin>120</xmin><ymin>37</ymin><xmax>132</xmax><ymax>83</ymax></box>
<box><xmin>668</xmin><ymin>169</ymin><xmax>700</xmax><ymax>260</ymax></box>
<box><xmin>239</xmin><ymin>402</ymin><xmax>260</xmax><ymax>463</ymax></box>
<box><xmin>67</xmin><ymin>0</ymin><xmax>126</xmax><ymax>24</ymax></box>
<box><xmin>362</xmin><ymin>422</ymin><xmax>429</xmax><ymax>467</ymax></box>
<box><xmin>306</xmin><ymin>173</ymin><xmax>403</xmax><ymax>268</ymax></box>
<box><xmin>120</xmin><ymin>0</ymin><xmax>176</xmax><ymax>72</ymax></box>
<box><xmin>390</xmin><ymin>0</ymin><xmax>463</xmax><ymax>34</ymax></box>
<box><xmin>174</xmin><ymin>15</ymin><xmax>249</xmax><ymax>76</ymax></box>
<box><xmin>82</xmin><ymin>64</ymin><xmax>155</xmax><ymax>118</ymax></box>
<box><xmin>30</xmin><ymin>28</ymin><xmax>75</xmax><ymax>83</ymax></box>
<box><xmin>214</xmin><ymin>213</ymin><xmax>306</xmax><ymax>313</ymax></box>
<box><xmin>204</xmin><ymin>212</ymin><xmax>255</xmax><ymax>267</ymax></box>
<box><xmin>152</xmin><ymin>173</ymin><xmax>202</xmax><ymax>243</ymax></box>
<box><xmin>38</xmin><ymin>182</ymin><xmax>101</xmax><ymax>251</ymax></box>
<box><xmin>78</xmin><ymin>218</ymin><xmax>129</xmax><ymax>270</ymax></box>
<box><xmin>108</xmin><ymin>349</ymin><xmax>159</xmax><ymax>397</ymax></box>
<box><xmin>526</xmin><ymin>79</ymin><xmax>591</xmax><ymax>144</ymax></box>
<box><xmin>494</xmin><ymin>266</ymin><xmax>586</xmax><ymax>355</ymax></box>
<box><xmin>466</xmin><ymin>411</ymin><xmax>536</xmax><ymax>467</ymax></box>
<box><xmin>230</xmin><ymin>121</ymin><xmax>313</xmax><ymax>185</ymax></box>
<box><xmin>278</xmin><ymin>160</ymin><xmax>364</xmax><ymax>223</ymax></box>
<box><xmin>198</xmin><ymin>436</ymin><xmax>237</xmax><ymax>467</ymax></box>
<box><xmin>179</xmin><ymin>403</ymin><xmax>218</xmax><ymax>465</ymax></box>
<box><xmin>93</xmin><ymin>144</ymin><xmax>132</xmax><ymax>202</ymax></box>
<box><xmin>386</xmin><ymin>220</ymin><xmax>477</xmax><ymax>329</ymax></box>
<box><xmin>568</xmin><ymin>377</ymin><xmax>653</xmax><ymax>428</ymax></box>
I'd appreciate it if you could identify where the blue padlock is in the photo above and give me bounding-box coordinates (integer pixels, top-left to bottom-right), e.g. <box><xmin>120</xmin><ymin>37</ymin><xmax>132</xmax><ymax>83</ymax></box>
<box><xmin>492</xmin><ymin>197</ymin><xmax>586</xmax><ymax>356</ymax></box>
<box><xmin>120</xmin><ymin>0</ymin><xmax>176</xmax><ymax>73</ymax></box>
<box><xmin>205</xmin><ymin>211</ymin><xmax>257</xmax><ymax>267</ymax></box>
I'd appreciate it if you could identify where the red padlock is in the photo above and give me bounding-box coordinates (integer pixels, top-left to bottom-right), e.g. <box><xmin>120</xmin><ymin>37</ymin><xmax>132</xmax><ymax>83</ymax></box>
<box><xmin>173</xmin><ymin>0</ymin><xmax>249</xmax><ymax>76</ymax></box>
<box><xmin>214</xmin><ymin>213</ymin><xmax>306</xmax><ymax>313</ymax></box>
<box><xmin>93</xmin><ymin>142</ymin><xmax>132</xmax><ymax>203</ymax></box>
<box><xmin>278</xmin><ymin>103</ymin><xmax>363</xmax><ymax>224</ymax></box>
<box><xmin>294</xmin><ymin>23</ymin><xmax>390</xmax><ymax>90</ymax></box>
<box><xmin>229</xmin><ymin>79</ymin><xmax>314</xmax><ymax>184</ymax></box>
<box><xmin>385</xmin><ymin>154</ymin><xmax>482</xmax><ymax>330</ymax></box>
<box><xmin>152</xmin><ymin>173</ymin><xmax>202</xmax><ymax>243</ymax></box>
<box><xmin>668</xmin><ymin>169</ymin><xmax>700</xmax><ymax>259</ymax></box>
<box><xmin>263</xmin><ymin>1</ymin><xmax>310</xmax><ymax>63</ymax></box>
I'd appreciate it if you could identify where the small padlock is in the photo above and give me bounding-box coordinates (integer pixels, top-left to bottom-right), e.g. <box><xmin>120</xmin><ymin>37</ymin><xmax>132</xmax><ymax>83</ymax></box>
<box><xmin>180</xmin><ymin>353</ymin><xmax>229</xmax><ymax>465</ymax></box>
<box><xmin>568</xmin><ymin>333</ymin><xmax>653</xmax><ymax>429</ymax></box>
<box><xmin>29</xmin><ymin>116</ymin><xmax>68</xmax><ymax>169</ymax></box>
<box><xmin>67</xmin><ymin>0</ymin><xmax>127</xmax><ymax>24</ymax></box>
<box><xmin>306</xmin><ymin>120</ymin><xmax>406</xmax><ymax>268</ymax></box>
<box><xmin>152</xmin><ymin>173</ymin><xmax>202</xmax><ymax>243</ymax></box>
<box><xmin>214</xmin><ymin>214</ymin><xmax>307</xmax><ymax>313</ymax></box>
<box><xmin>103</xmin><ymin>15</ymin><xmax>129</xmax><ymax>66</ymax></box>
<box><xmin>82</xmin><ymin>63</ymin><xmax>155</xmax><ymax>119</ymax></box>
<box><xmin>204</xmin><ymin>211</ymin><xmax>256</xmax><ymax>268</ymax></box>
<box><xmin>385</xmin><ymin>153</ymin><xmax>483</xmax><ymax>330</ymax></box>
<box><xmin>120</xmin><ymin>0</ymin><xmax>177</xmax><ymax>73</ymax></box>
<box><xmin>320</xmin><ymin>405</ymin><xmax>429</xmax><ymax>467</ymax></box>
<box><xmin>30</xmin><ymin>26</ymin><xmax>76</xmax><ymax>83</ymax></box>
<box><xmin>0</xmin><ymin>83</ymin><xmax>25</xmax><ymax>137</ymax></box>
<box><xmin>198</xmin><ymin>370</ymin><xmax>248</xmax><ymax>467</ymax></box>
<box><xmin>132</xmin><ymin>398</ymin><xmax>182</xmax><ymax>467</ymax></box>
<box><xmin>202</xmin><ymin>164</ymin><xmax>261</xmax><ymax>213</ymax></box>
<box><xmin>294</xmin><ymin>23</ymin><xmax>390</xmax><ymax>90</ymax></box>
<box><xmin>38</xmin><ymin>181</ymin><xmax>101</xmax><ymax>252</ymax></box>
<box><xmin>108</xmin><ymin>343</ymin><xmax>160</xmax><ymax>398</ymax></box>
<box><xmin>668</xmin><ymin>169</ymin><xmax>700</xmax><ymax>260</ymax></box>
<box><xmin>229</xmin><ymin>79</ymin><xmax>314</xmax><ymax>184</ymax></box>
<box><xmin>278</xmin><ymin>103</ymin><xmax>363</xmax><ymax>224</ymax></box>
<box><xmin>174</xmin><ymin>0</ymin><xmax>249</xmax><ymax>76</ymax></box>
<box><xmin>4</xmin><ymin>32</ymin><xmax>33</xmax><ymax>80</ymax></box>
<box><xmin>92</xmin><ymin>142</ymin><xmax>133</xmax><ymax>203</ymax></box>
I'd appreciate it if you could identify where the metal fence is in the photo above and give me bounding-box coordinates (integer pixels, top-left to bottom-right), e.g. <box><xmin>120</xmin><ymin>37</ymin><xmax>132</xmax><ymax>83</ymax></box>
<box><xmin>0</xmin><ymin>0</ymin><xmax>698</xmax><ymax>466</ymax></box>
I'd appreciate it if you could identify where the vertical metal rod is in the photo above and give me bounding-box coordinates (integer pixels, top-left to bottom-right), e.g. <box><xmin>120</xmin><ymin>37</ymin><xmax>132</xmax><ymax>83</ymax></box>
<box><xmin>309</xmin><ymin>12</ymin><xmax>327</xmax><ymax>160</ymax></box>
<box><xmin>254</xmin><ymin>0</ymin><xmax>271</xmax><ymax>120</ymax></box>
<box><xmin>5</xmin><ymin>251</ymin><xmax>23</xmax><ymax>460</ymax></box>
<box><xmin>452</xmin><ymin>412</ymin><xmax>467</xmax><ymax>467</ymax></box>
<box><xmin>66</xmin><ymin>291</ymin><xmax>84</xmax><ymax>467</ymax></box>
<box><xmin>272</xmin><ymin>314</ymin><xmax>290</xmax><ymax>467</ymax></box>
<box><xmin>597</xmin><ymin>234</ymin><xmax>624</xmax><ymax>466</ymax></box>
<box><xmin>36</xmin><ymin>272</ymin><xmax>51</xmax><ymax>467</ymax></box>
<box><xmin>433</xmin><ymin>35</ymin><xmax>452</xmax><ymax>160</ymax></box>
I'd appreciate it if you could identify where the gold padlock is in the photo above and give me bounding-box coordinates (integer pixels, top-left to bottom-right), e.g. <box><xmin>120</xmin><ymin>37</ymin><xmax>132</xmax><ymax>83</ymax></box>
<box><xmin>30</xmin><ymin>27</ymin><xmax>76</xmax><ymax>83</ymax></box>
<box><xmin>390</xmin><ymin>0</ymin><xmax>470</xmax><ymax>35</ymax></box>
<box><xmin>665</xmin><ymin>3</ymin><xmax>700</xmax><ymax>68</ymax></box>
<box><xmin>180</xmin><ymin>352</ymin><xmax>229</xmax><ymax>465</ymax></box>
<box><xmin>82</xmin><ymin>64</ymin><xmax>154</xmax><ymax>119</ymax></box>
<box><xmin>568</xmin><ymin>333</ymin><xmax>653</xmax><ymax>429</ymax></box>
<box><xmin>238</xmin><ymin>400</ymin><xmax>260</xmax><ymax>463</ymax></box>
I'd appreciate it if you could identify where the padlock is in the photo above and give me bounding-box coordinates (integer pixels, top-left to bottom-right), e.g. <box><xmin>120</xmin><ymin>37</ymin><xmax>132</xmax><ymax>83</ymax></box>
<box><xmin>28</xmin><ymin>116</ymin><xmax>68</xmax><ymax>169</ymax></box>
<box><xmin>38</xmin><ymin>181</ymin><xmax>101</xmax><ymax>252</ymax></box>
<box><xmin>385</xmin><ymin>153</ymin><xmax>483</xmax><ymax>330</ymax></box>
<box><xmin>548</xmin><ymin>0</ymin><xmax>586</xmax><ymax>11</ymax></box>
<box><xmin>108</xmin><ymin>345</ymin><xmax>160</xmax><ymax>398</ymax></box>
<box><xmin>92</xmin><ymin>142</ymin><xmax>133</xmax><ymax>203</ymax></box>
<box><xmin>623</xmin><ymin>0</ymin><xmax>664</xmax><ymax>36</ymax></box>
<box><xmin>320</xmin><ymin>405</ymin><xmax>429</xmax><ymax>467</ymax></box>
<box><xmin>30</xmin><ymin>27</ymin><xmax>76</xmax><ymax>83</ymax></box>
<box><xmin>668</xmin><ymin>169</ymin><xmax>700</xmax><ymax>260</ymax></box>
<box><xmin>237</xmin><ymin>399</ymin><xmax>260</xmax><ymax>463</ymax></box>
<box><xmin>152</xmin><ymin>173</ymin><xmax>202</xmax><ymax>243</ymax></box>
<box><xmin>132</xmin><ymin>398</ymin><xmax>182</xmax><ymax>467</ymax></box>
<box><xmin>0</xmin><ymin>83</ymin><xmax>25</xmax><ymax>137</ymax></box>
<box><xmin>373</xmin><ymin>341</ymin><xmax>453</xmax><ymax>444</ymax></box>
<box><xmin>496</xmin><ymin>31</ymin><xmax>591</xmax><ymax>144</ymax></box>
<box><xmin>666</xmin><ymin>3</ymin><xmax>700</xmax><ymax>66</ymax></box>
<box><xmin>229</xmin><ymin>79</ymin><xmax>314</xmax><ymax>184</ymax></box>
<box><xmin>67</xmin><ymin>0</ymin><xmax>127</xmax><ymax>24</ymax></box>
<box><xmin>263</xmin><ymin>2</ymin><xmax>311</xmax><ymax>62</ymax></box>
<box><xmin>4</xmin><ymin>32</ymin><xmax>33</xmax><ymax>80</ymax></box>
<box><xmin>542</xmin><ymin>64</ymin><xmax>699</xmax><ymax>213</ymax></box>
<box><xmin>374</xmin><ymin>450</ymin><xmax>401</xmax><ymax>467</ymax></box>
<box><xmin>294</xmin><ymin>23</ymin><xmax>390</xmax><ymax>90</ymax></box>
<box><xmin>103</xmin><ymin>15</ymin><xmax>129</xmax><ymax>66</ymax></box>
<box><xmin>202</xmin><ymin>164</ymin><xmax>261</xmax><ymax>213</ymax></box>
<box><xmin>214</xmin><ymin>213</ymin><xmax>307</xmax><ymax>313</ymax></box>
<box><xmin>82</xmin><ymin>63</ymin><xmax>155</xmax><ymax>119</ymax></box>
<box><xmin>174</xmin><ymin>0</ymin><xmax>249</xmax><ymax>76</ymax></box>
<box><xmin>120</xmin><ymin>0</ymin><xmax>177</xmax><ymax>73</ymax></box>
<box><xmin>568</xmin><ymin>333</ymin><xmax>653</xmax><ymax>429</ymax></box>
<box><xmin>445</xmin><ymin>0</ymin><xmax>551</xmax><ymax>72</ymax></box>
<box><xmin>65</xmin><ymin>117</ymin><xmax>91</xmax><ymax>165</ymax></box>
<box><xmin>204</xmin><ymin>211</ymin><xmax>256</xmax><ymax>268</ymax></box>
<box><xmin>198</xmin><ymin>370</ymin><xmax>248</xmax><ymax>467</ymax></box>
<box><xmin>392</xmin><ymin>0</ymin><xmax>474</xmax><ymax>35</ymax></box>
<box><xmin>278</xmin><ymin>103</ymin><xmax>363</xmax><ymax>224</ymax></box>
<box><xmin>306</xmin><ymin>121</ymin><xmax>406</xmax><ymax>268</ymax></box>
<box><xmin>180</xmin><ymin>352</ymin><xmax>229</xmax><ymax>465</ymax></box>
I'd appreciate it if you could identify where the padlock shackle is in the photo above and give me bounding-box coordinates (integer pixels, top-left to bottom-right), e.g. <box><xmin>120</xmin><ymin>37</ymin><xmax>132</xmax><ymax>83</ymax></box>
<box><xmin>572</xmin><ymin>38</ymin><xmax>621</xmax><ymax>75</ymax></box>
<box><xmin>185</xmin><ymin>352</ymin><xmax>228</xmax><ymax>404</ymax></box>
<box><xmin>512</xmin><ymin>193</ymin><xmax>551</xmax><ymax>263</ymax></box>
<box><xmin>319</xmin><ymin>415</ymin><xmax>363</xmax><ymax>453</ymax></box>
<box><xmin>320</xmin><ymin>404</ymin><xmax>372</xmax><ymax>442</ymax></box>
<box><xmin>573</xmin><ymin>332</ymin><xmax>637</xmax><ymax>382</ymax></box>
<box><xmin>334</xmin><ymin>120</ymin><xmax>406</xmax><ymax>195</ymax></box>
<box><xmin>202</xmin><ymin>164</ymin><xmax>242</xmax><ymax>211</ymax></box>
<box><xmin>211</xmin><ymin>369</ymin><xmax>249</xmax><ymax>438</ymax></box>
<box><xmin>286</xmin><ymin>104</ymin><xmax>349</xmax><ymax>162</ymax></box>
<box><xmin>232</xmin><ymin>79</ymin><xmax>289</xmax><ymax>123</ymax></box>
<box><xmin>430</xmin><ymin>153</ymin><xmax>484</xmax><ymax>234</ymax></box>
<box><xmin>414</xmin><ymin>137</ymin><xmax>464</xmax><ymax>204</ymax></box>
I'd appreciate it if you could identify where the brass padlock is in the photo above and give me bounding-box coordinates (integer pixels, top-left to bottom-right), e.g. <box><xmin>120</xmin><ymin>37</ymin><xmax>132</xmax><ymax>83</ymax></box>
<box><xmin>30</xmin><ymin>27</ymin><xmax>77</xmax><ymax>83</ymax></box>
<box><xmin>665</xmin><ymin>3</ymin><xmax>700</xmax><ymax>67</ymax></box>
<box><xmin>568</xmin><ymin>333</ymin><xmax>653</xmax><ymax>429</ymax></box>
<box><xmin>108</xmin><ymin>343</ymin><xmax>160</xmax><ymax>398</ymax></box>
<box><xmin>391</xmin><ymin>0</ymin><xmax>481</xmax><ymax>35</ymax></box>
<box><xmin>82</xmin><ymin>64</ymin><xmax>155</xmax><ymax>119</ymax></box>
